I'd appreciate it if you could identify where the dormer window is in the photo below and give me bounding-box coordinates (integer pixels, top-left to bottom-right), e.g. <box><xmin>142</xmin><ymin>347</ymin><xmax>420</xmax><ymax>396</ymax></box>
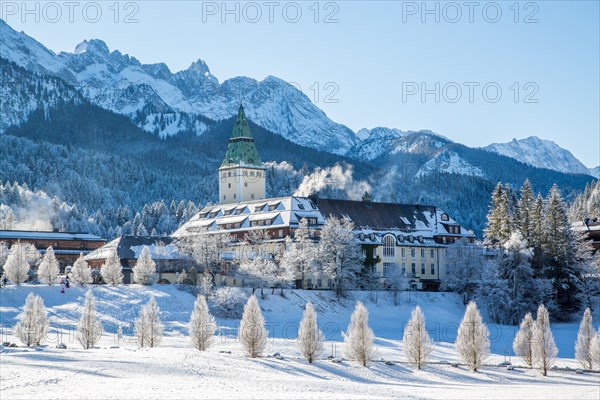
<box><xmin>441</xmin><ymin>213</ymin><xmax>449</xmax><ymax>221</ymax></box>
<box><xmin>418</xmin><ymin>235</ymin><xmax>424</xmax><ymax>243</ymax></box>
<box><xmin>298</xmin><ymin>204</ymin><xmax>305</xmax><ymax>210</ymax></box>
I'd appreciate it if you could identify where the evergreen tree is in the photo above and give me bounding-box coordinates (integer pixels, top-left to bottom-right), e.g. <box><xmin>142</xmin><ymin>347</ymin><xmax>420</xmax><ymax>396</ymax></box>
<box><xmin>297</xmin><ymin>302</ymin><xmax>325</xmax><ymax>363</ymax></box>
<box><xmin>484</xmin><ymin>182</ymin><xmax>511</xmax><ymax>246</ymax></box>
<box><xmin>530</xmin><ymin>194</ymin><xmax>545</xmax><ymax>275</ymax></box>
<box><xmin>517</xmin><ymin>179</ymin><xmax>535</xmax><ymax>244</ymax></box>
<box><xmin>13</xmin><ymin>293</ymin><xmax>49</xmax><ymax>346</ymax></box>
<box><xmin>543</xmin><ymin>184</ymin><xmax>582</xmax><ymax>316</ymax></box>
<box><xmin>455</xmin><ymin>301</ymin><xmax>490</xmax><ymax>371</ymax></box>
<box><xmin>402</xmin><ymin>306</ymin><xmax>433</xmax><ymax>369</ymax></box>
<box><xmin>189</xmin><ymin>294</ymin><xmax>216</xmax><ymax>351</ymax></box>
<box><xmin>343</xmin><ymin>301</ymin><xmax>375</xmax><ymax>366</ymax></box>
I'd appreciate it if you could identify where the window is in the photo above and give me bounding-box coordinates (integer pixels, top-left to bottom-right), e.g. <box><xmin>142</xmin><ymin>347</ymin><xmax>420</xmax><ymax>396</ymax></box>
<box><xmin>328</xmin><ymin>279</ymin><xmax>333</xmax><ymax>288</ymax></box>
<box><xmin>244</xmin><ymin>182</ymin><xmax>248</xmax><ymax>187</ymax></box>
<box><xmin>223</xmin><ymin>195</ymin><xmax>226</xmax><ymax>200</ymax></box>
<box><xmin>310</xmin><ymin>202</ymin><xmax>317</xmax><ymax>209</ymax></box>
<box><xmin>228</xmin><ymin>183</ymin><xmax>231</xmax><ymax>188</ymax></box>
<box><xmin>251</xmin><ymin>193</ymin><xmax>255</xmax><ymax>199</ymax></box>
<box><xmin>411</xmin><ymin>263</ymin><xmax>416</xmax><ymax>274</ymax></box>
<box><xmin>431</xmin><ymin>263</ymin><xmax>435</xmax><ymax>275</ymax></box>
<box><xmin>250</xmin><ymin>171</ymin><xmax>255</xmax><ymax>176</ymax></box>
<box><xmin>402</xmin><ymin>262</ymin><xmax>406</xmax><ymax>273</ymax></box>
<box><xmin>306</xmin><ymin>278</ymin><xmax>312</xmax><ymax>288</ymax></box>
<box><xmin>383</xmin><ymin>235</ymin><xmax>395</xmax><ymax>258</ymax></box>
<box><xmin>430</xmin><ymin>249</ymin><xmax>435</xmax><ymax>258</ymax></box>
<box><xmin>243</xmin><ymin>170</ymin><xmax>248</xmax><ymax>176</ymax></box>
<box><xmin>410</xmin><ymin>248</ymin><xmax>416</xmax><ymax>258</ymax></box>
<box><xmin>278</xmin><ymin>229</ymin><xmax>284</xmax><ymax>238</ymax></box>
<box><xmin>235</xmin><ymin>208</ymin><xmax>243</xmax><ymax>215</ymax></box>
<box><xmin>224</xmin><ymin>210</ymin><xmax>232</xmax><ymax>216</ymax></box>
<box><xmin>298</xmin><ymin>204</ymin><xmax>305</xmax><ymax>210</ymax></box>
<box><xmin>408</xmin><ymin>235</ymin><xmax>414</xmax><ymax>243</ymax></box>
<box><xmin>233</xmin><ymin>194</ymin><xmax>236</xmax><ymax>199</ymax></box>
<box><xmin>421</xmin><ymin>248</ymin><xmax>425</xmax><ymax>258</ymax></box>
<box><xmin>317</xmin><ymin>279</ymin><xmax>322</xmax><ymax>287</ymax></box>
<box><xmin>257</xmin><ymin>172</ymin><xmax>261</xmax><ymax>177</ymax></box>
<box><xmin>383</xmin><ymin>262</ymin><xmax>394</xmax><ymax>277</ymax></box>
<box><xmin>359</xmin><ymin>233</ymin><xmax>365</xmax><ymax>241</ymax></box>
<box><xmin>255</xmin><ymin>205</ymin><xmax>263</xmax><ymax>212</ymax></box>
<box><xmin>401</xmin><ymin>248</ymin><xmax>406</xmax><ymax>258</ymax></box>
<box><xmin>269</xmin><ymin>203</ymin><xmax>278</xmax><ymax>211</ymax></box>
<box><xmin>418</xmin><ymin>235</ymin><xmax>424</xmax><ymax>243</ymax></box>
<box><xmin>441</xmin><ymin>213</ymin><xmax>449</xmax><ymax>221</ymax></box>
<box><xmin>421</xmin><ymin>263</ymin><xmax>425</xmax><ymax>275</ymax></box>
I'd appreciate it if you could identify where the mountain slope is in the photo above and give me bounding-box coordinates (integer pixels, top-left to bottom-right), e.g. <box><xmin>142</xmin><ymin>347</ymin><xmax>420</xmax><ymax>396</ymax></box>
<box><xmin>0</xmin><ymin>19</ymin><xmax>357</xmax><ymax>154</ymax></box>
<box><xmin>484</xmin><ymin>136</ymin><xmax>591</xmax><ymax>175</ymax></box>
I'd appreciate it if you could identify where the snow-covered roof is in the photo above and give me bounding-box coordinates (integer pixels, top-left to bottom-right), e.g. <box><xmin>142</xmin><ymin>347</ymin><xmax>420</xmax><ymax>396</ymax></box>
<box><xmin>0</xmin><ymin>230</ymin><xmax>105</xmax><ymax>241</ymax></box>
<box><xmin>84</xmin><ymin>236</ymin><xmax>188</xmax><ymax>261</ymax></box>
<box><xmin>173</xmin><ymin>196</ymin><xmax>326</xmax><ymax>237</ymax></box>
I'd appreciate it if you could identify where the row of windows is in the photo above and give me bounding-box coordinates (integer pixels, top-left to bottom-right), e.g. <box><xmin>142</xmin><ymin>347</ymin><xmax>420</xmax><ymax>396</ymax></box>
<box><xmin>384</xmin><ymin>245</ymin><xmax>437</xmax><ymax>260</ymax></box>
<box><xmin>382</xmin><ymin>262</ymin><xmax>436</xmax><ymax>277</ymax></box>
<box><xmin>221</xmin><ymin>170</ymin><xmax>263</xmax><ymax>178</ymax></box>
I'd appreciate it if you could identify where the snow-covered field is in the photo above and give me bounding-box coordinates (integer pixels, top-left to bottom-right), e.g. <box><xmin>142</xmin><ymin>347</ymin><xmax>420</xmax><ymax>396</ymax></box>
<box><xmin>1</xmin><ymin>285</ymin><xmax>599</xmax><ymax>399</ymax></box>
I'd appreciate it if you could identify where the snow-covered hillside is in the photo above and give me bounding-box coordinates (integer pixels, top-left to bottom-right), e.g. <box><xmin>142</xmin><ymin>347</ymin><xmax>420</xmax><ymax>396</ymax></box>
<box><xmin>589</xmin><ymin>166</ymin><xmax>600</xmax><ymax>179</ymax></box>
<box><xmin>484</xmin><ymin>136</ymin><xmax>591</xmax><ymax>176</ymax></box>
<box><xmin>1</xmin><ymin>285</ymin><xmax>598</xmax><ymax>399</ymax></box>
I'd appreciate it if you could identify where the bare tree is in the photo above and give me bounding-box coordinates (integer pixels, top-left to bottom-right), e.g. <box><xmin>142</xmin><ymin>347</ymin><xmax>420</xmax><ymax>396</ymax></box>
<box><xmin>532</xmin><ymin>304</ymin><xmax>557</xmax><ymax>376</ymax></box>
<box><xmin>100</xmin><ymin>249</ymin><xmax>123</xmax><ymax>285</ymax></box>
<box><xmin>134</xmin><ymin>295</ymin><xmax>163</xmax><ymax>348</ymax></box>
<box><xmin>343</xmin><ymin>301</ymin><xmax>375</xmax><ymax>366</ymax></box>
<box><xmin>77</xmin><ymin>290</ymin><xmax>103</xmax><ymax>349</ymax></box>
<box><xmin>402</xmin><ymin>306</ymin><xmax>433</xmax><ymax>369</ymax></box>
<box><xmin>297</xmin><ymin>302</ymin><xmax>324</xmax><ymax>363</ymax></box>
<box><xmin>455</xmin><ymin>301</ymin><xmax>490</xmax><ymax>371</ymax></box>
<box><xmin>513</xmin><ymin>312</ymin><xmax>535</xmax><ymax>367</ymax></box>
<box><xmin>575</xmin><ymin>307</ymin><xmax>594</xmax><ymax>370</ymax></box>
<box><xmin>239</xmin><ymin>295</ymin><xmax>267</xmax><ymax>357</ymax></box>
<box><xmin>13</xmin><ymin>293</ymin><xmax>48</xmax><ymax>346</ymax></box>
<box><xmin>37</xmin><ymin>247</ymin><xmax>59</xmax><ymax>285</ymax></box>
<box><xmin>189</xmin><ymin>294</ymin><xmax>216</xmax><ymax>351</ymax></box>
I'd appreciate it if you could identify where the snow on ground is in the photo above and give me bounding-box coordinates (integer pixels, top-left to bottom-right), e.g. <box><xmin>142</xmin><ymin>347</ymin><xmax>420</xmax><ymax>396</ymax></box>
<box><xmin>1</xmin><ymin>285</ymin><xmax>599</xmax><ymax>399</ymax></box>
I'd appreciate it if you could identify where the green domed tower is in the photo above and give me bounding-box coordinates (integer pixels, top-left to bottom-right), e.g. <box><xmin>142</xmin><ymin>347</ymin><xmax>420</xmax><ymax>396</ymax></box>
<box><xmin>218</xmin><ymin>104</ymin><xmax>266</xmax><ymax>204</ymax></box>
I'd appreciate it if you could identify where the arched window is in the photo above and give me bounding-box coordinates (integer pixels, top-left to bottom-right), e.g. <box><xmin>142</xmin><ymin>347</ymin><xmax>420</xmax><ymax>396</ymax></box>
<box><xmin>382</xmin><ymin>235</ymin><xmax>396</xmax><ymax>258</ymax></box>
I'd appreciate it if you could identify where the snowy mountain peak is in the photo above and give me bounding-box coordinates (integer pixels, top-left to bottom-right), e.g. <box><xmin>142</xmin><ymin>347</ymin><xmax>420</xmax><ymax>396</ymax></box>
<box><xmin>484</xmin><ymin>136</ymin><xmax>590</xmax><ymax>175</ymax></box>
<box><xmin>74</xmin><ymin>39</ymin><xmax>109</xmax><ymax>55</ymax></box>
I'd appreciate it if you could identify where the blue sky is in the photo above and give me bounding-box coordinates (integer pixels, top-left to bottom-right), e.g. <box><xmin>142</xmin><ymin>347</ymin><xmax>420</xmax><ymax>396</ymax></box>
<box><xmin>3</xmin><ymin>1</ymin><xmax>599</xmax><ymax>167</ymax></box>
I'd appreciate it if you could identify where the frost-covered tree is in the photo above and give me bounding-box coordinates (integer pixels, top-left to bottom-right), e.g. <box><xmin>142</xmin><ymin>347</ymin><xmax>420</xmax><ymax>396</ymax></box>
<box><xmin>77</xmin><ymin>290</ymin><xmax>103</xmax><ymax>349</ymax></box>
<box><xmin>13</xmin><ymin>293</ymin><xmax>48</xmax><ymax>346</ymax></box>
<box><xmin>575</xmin><ymin>307</ymin><xmax>594</xmax><ymax>370</ymax></box>
<box><xmin>280</xmin><ymin>219</ymin><xmax>318</xmax><ymax>284</ymax></box>
<box><xmin>591</xmin><ymin>329</ymin><xmax>600</xmax><ymax>371</ymax></box>
<box><xmin>239</xmin><ymin>295</ymin><xmax>267</xmax><ymax>357</ymax></box>
<box><xmin>176</xmin><ymin>269</ymin><xmax>188</xmax><ymax>288</ymax></box>
<box><xmin>189</xmin><ymin>294</ymin><xmax>216</xmax><ymax>351</ymax></box>
<box><xmin>70</xmin><ymin>254</ymin><xmax>92</xmax><ymax>286</ymax></box>
<box><xmin>446</xmin><ymin>239</ymin><xmax>484</xmax><ymax>303</ymax></box>
<box><xmin>212</xmin><ymin>287</ymin><xmax>246</xmax><ymax>318</ymax></box>
<box><xmin>37</xmin><ymin>247</ymin><xmax>59</xmax><ymax>285</ymax></box>
<box><xmin>238</xmin><ymin>256</ymin><xmax>276</xmax><ymax>298</ymax></box>
<box><xmin>132</xmin><ymin>246</ymin><xmax>157</xmax><ymax>285</ymax></box>
<box><xmin>344</xmin><ymin>301</ymin><xmax>375</xmax><ymax>366</ymax></box>
<box><xmin>402</xmin><ymin>306</ymin><xmax>433</xmax><ymax>369</ymax></box>
<box><xmin>484</xmin><ymin>182</ymin><xmax>511</xmax><ymax>247</ymax></box>
<box><xmin>176</xmin><ymin>229</ymin><xmax>231</xmax><ymax>285</ymax></box>
<box><xmin>318</xmin><ymin>217</ymin><xmax>364</xmax><ymax>298</ymax></box>
<box><xmin>513</xmin><ymin>312</ymin><xmax>535</xmax><ymax>367</ymax></box>
<box><xmin>3</xmin><ymin>253</ymin><xmax>30</xmax><ymax>285</ymax></box>
<box><xmin>456</xmin><ymin>301</ymin><xmax>490</xmax><ymax>371</ymax></box>
<box><xmin>517</xmin><ymin>179</ymin><xmax>535</xmax><ymax>244</ymax></box>
<box><xmin>297</xmin><ymin>302</ymin><xmax>324</xmax><ymax>363</ymax></box>
<box><xmin>100</xmin><ymin>250</ymin><xmax>123</xmax><ymax>285</ymax></box>
<box><xmin>532</xmin><ymin>304</ymin><xmax>557</xmax><ymax>376</ymax></box>
<box><xmin>134</xmin><ymin>296</ymin><xmax>163</xmax><ymax>348</ymax></box>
